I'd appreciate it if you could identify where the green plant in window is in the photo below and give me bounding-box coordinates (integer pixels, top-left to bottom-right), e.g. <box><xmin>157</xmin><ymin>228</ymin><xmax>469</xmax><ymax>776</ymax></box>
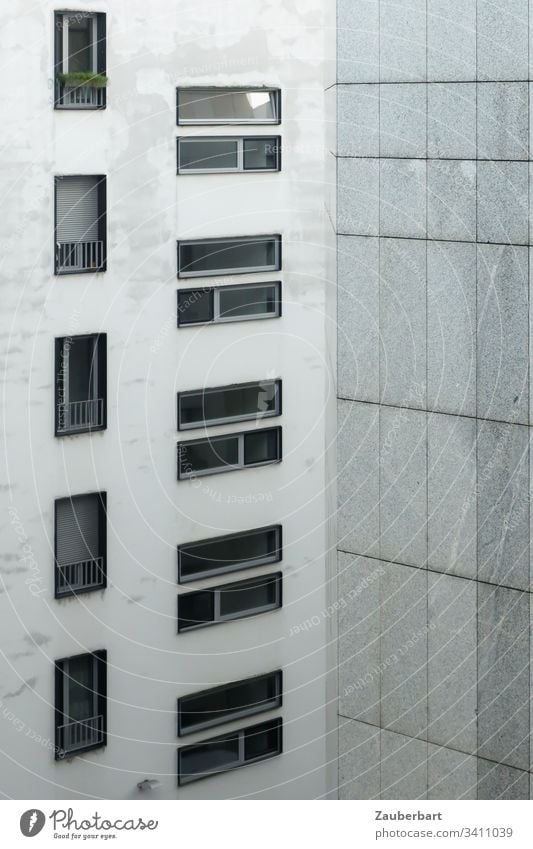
<box><xmin>57</xmin><ymin>71</ymin><xmax>108</xmax><ymax>88</ymax></box>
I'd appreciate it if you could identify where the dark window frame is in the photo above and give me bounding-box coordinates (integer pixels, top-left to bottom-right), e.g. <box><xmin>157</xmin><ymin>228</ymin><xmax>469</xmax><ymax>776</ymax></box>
<box><xmin>177</xmin><ymin>571</ymin><xmax>283</xmax><ymax>633</ymax></box>
<box><xmin>176</xmin><ymin>87</ymin><xmax>281</xmax><ymax>126</ymax></box>
<box><xmin>54</xmin><ymin>650</ymin><xmax>107</xmax><ymax>760</ymax></box>
<box><xmin>177</xmin><ymin>379</ymin><xmax>282</xmax><ymax>430</ymax></box>
<box><xmin>54</xmin><ymin>333</ymin><xmax>107</xmax><ymax>437</ymax></box>
<box><xmin>177</xmin><ymin>235</ymin><xmax>282</xmax><ymax>279</ymax></box>
<box><xmin>177</xmin><ymin>426</ymin><xmax>282</xmax><ymax>480</ymax></box>
<box><xmin>177</xmin><ymin>717</ymin><xmax>282</xmax><ymax>785</ymax></box>
<box><xmin>54</xmin><ymin>11</ymin><xmax>107</xmax><ymax>110</ymax></box>
<box><xmin>177</xmin><ymin>135</ymin><xmax>281</xmax><ymax>174</ymax></box>
<box><xmin>177</xmin><ymin>670</ymin><xmax>282</xmax><ymax>737</ymax></box>
<box><xmin>177</xmin><ymin>281</ymin><xmax>282</xmax><ymax>327</ymax></box>
<box><xmin>54</xmin><ymin>174</ymin><xmax>107</xmax><ymax>275</ymax></box>
<box><xmin>178</xmin><ymin>524</ymin><xmax>282</xmax><ymax>584</ymax></box>
<box><xmin>54</xmin><ymin>491</ymin><xmax>107</xmax><ymax>598</ymax></box>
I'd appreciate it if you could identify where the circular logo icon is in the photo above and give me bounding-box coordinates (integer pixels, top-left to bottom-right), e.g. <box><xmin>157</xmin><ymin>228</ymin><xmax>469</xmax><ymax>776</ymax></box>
<box><xmin>20</xmin><ymin>810</ymin><xmax>45</xmax><ymax>837</ymax></box>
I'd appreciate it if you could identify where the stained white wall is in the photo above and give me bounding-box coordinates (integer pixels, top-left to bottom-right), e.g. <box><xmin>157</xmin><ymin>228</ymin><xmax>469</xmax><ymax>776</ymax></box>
<box><xmin>0</xmin><ymin>0</ymin><xmax>335</xmax><ymax>799</ymax></box>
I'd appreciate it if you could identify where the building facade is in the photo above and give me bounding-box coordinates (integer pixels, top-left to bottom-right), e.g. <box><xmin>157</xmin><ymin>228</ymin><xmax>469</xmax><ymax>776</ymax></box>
<box><xmin>337</xmin><ymin>0</ymin><xmax>533</xmax><ymax>800</ymax></box>
<box><xmin>0</xmin><ymin>0</ymin><xmax>335</xmax><ymax>799</ymax></box>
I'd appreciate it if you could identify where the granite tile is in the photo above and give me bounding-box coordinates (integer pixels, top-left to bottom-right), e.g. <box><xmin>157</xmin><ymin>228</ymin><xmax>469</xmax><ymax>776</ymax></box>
<box><xmin>338</xmin><ymin>0</ymin><xmax>380</xmax><ymax>83</ymax></box>
<box><xmin>381</xmin><ymin>729</ymin><xmax>427</xmax><ymax>799</ymax></box>
<box><xmin>380</xmin><ymin>159</ymin><xmax>427</xmax><ymax>238</ymax></box>
<box><xmin>428</xmin><ymin>160</ymin><xmax>476</xmax><ymax>242</ymax></box>
<box><xmin>428</xmin><ymin>745</ymin><xmax>477</xmax><ymax>800</ymax></box>
<box><xmin>338</xmin><ymin>85</ymin><xmax>379</xmax><ymax>157</ymax></box>
<box><xmin>380</xmin><ymin>83</ymin><xmax>427</xmax><ymax>158</ymax></box>
<box><xmin>338</xmin><ymin>158</ymin><xmax>380</xmax><ymax>236</ymax></box>
<box><xmin>477</xmin><ymin>0</ymin><xmax>528</xmax><ymax>82</ymax></box>
<box><xmin>380</xmin><ymin>0</ymin><xmax>427</xmax><ymax>82</ymax></box>
<box><xmin>427</xmin><ymin>83</ymin><xmax>476</xmax><ymax>159</ymax></box>
<box><xmin>477</xmin><ymin>759</ymin><xmax>529</xmax><ymax>800</ymax></box>
<box><xmin>338</xmin><ymin>400</ymin><xmax>380</xmax><ymax>558</ymax></box>
<box><xmin>338</xmin><ymin>718</ymin><xmax>381</xmax><ymax>800</ymax></box>
<box><xmin>477</xmin><ymin>83</ymin><xmax>528</xmax><ymax>160</ymax></box>
<box><xmin>477</xmin><ymin>162</ymin><xmax>528</xmax><ymax>246</ymax></box>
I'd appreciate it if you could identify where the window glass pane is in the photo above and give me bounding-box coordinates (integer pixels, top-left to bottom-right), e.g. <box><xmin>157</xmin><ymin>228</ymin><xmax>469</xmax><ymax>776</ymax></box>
<box><xmin>178</xmin><ymin>89</ymin><xmax>278</xmax><ymax>123</ymax></box>
<box><xmin>219</xmin><ymin>574</ymin><xmax>279</xmax><ymax>618</ymax></box>
<box><xmin>218</xmin><ymin>284</ymin><xmax>278</xmax><ymax>319</ymax></box>
<box><xmin>179</xmin><ymin>733</ymin><xmax>240</xmax><ymax>783</ymax></box>
<box><xmin>178</xmin><ymin>591</ymin><xmax>214</xmax><ymax>631</ymax></box>
<box><xmin>243</xmin><ymin>138</ymin><xmax>278</xmax><ymax>170</ymax></box>
<box><xmin>67</xmin><ymin>336</ymin><xmax>95</xmax><ymax>402</ymax></box>
<box><xmin>179</xmin><ymin>435</ymin><xmax>239</xmax><ymax>476</ymax></box>
<box><xmin>179</xmin><ymin>526</ymin><xmax>281</xmax><ymax>581</ymax></box>
<box><xmin>244</xmin><ymin>429</ymin><xmax>280</xmax><ymax>465</ymax></box>
<box><xmin>244</xmin><ymin>719</ymin><xmax>281</xmax><ymax>761</ymax></box>
<box><xmin>179</xmin><ymin>139</ymin><xmax>239</xmax><ymax>171</ymax></box>
<box><xmin>179</xmin><ymin>237</ymin><xmax>279</xmax><ymax>277</ymax></box>
<box><xmin>179</xmin><ymin>672</ymin><xmax>281</xmax><ymax>734</ymax></box>
<box><xmin>177</xmin><ymin>289</ymin><xmax>214</xmax><ymax>325</ymax></box>
<box><xmin>68</xmin><ymin>16</ymin><xmax>92</xmax><ymax>72</ymax></box>
<box><xmin>180</xmin><ymin>381</ymin><xmax>278</xmax><ymax>428</ymax></box>
<box><xmin>66</xmin><ymin>656</ymin><xmax>94</xmax><ymax>721</ymax></box>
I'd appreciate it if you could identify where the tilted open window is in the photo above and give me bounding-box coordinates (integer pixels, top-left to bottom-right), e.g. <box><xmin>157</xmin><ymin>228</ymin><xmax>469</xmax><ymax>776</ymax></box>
<box><xmin>177</xmin><ymin>379</ymin><xmax>281</xmax><ymax>430</ymax></box>
<box><xmin>176</xmin><ymin>88</ymin><xmax>280</xmax><ymax>125</ymax></box>
<box><xmin>178</xmin><ymin>525</ymin><xmax>282</xmax><ymax>583</ymax></box>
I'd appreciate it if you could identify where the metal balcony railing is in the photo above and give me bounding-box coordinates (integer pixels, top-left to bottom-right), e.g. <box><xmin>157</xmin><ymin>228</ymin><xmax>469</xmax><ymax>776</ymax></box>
<box><xmin>56</xmin><ymin>83</ymin><xmax>105</xmax><ymax>109</ymax></box>
<box><xmin>57</xmin><ymin>398</ymin><xmax>104</xmax><ymax>433</ymax></box>
<box><xmin>57</xmin><ymin>240</ymin><xmax>104</xmax><ymax>273</ymax></box>
<box><xmin>56</xmin><ymin>557</ymin><xmax>104</xmax><ymax>595</ymax></box>
<box><xmin>57</xmin><ymin>714</ymin><xmax>104</xmax><ymax>756</ymax></box>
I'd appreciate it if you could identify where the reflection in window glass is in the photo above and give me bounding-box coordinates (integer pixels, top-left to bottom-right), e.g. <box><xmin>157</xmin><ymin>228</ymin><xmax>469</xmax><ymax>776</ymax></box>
<box><xmin>177</xmin><ymin>88</ymin><xmax>280</xmax><ymax>124</ymax></box>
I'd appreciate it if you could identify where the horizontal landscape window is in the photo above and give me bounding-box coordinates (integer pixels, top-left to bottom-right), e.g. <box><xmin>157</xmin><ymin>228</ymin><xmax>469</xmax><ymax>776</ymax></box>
<box><xmin>177</xmin><ymin>88</ymin><xmax>280</xmax><ymax>125</ymax></box>
<box><xmin>177</xmin><ymin>572</ymin><xmax>282</xmax><ymax>633</ymax></box>
<box><xmin>177</xmin><ymin>670</ymin><xmax>282</xmax><ymax>736</ymax></box>
<box><xmin>178</xmin><ymin>717</ymin><xmax>282</xmax><ymax>784</ymax></box>
<box><xmin>55</xmin><ymin>334</ymin><xmax>107</xmax><ymax>436</ymax></box>
<box><xmin>178</xmin><ymin>379</ymin><xmax>281</xmax><ymax>430</ymax></box>
<box><xmin>55</xmin><ymin>651</ymin><xmax>107</xmax><ymax>759</ymax></box>
<box><xmin>55</xmin><ymin>492</ymin><xmax>106</xmax><ymax>597</ymax></box>
<box><xmin>177</xmin><ymin>427</ymin><xmax>282</xmax><ymax>479</ymax></box>
<box><xmin>177</xmin><ymin>136</ymin><xmax>281</xmax><ymax>173</ymax></box>
<box><xmin>177</xmin><ymin>282</ymin><xmax>281</xmax><ymax>326</ymax></box>
<box><xmin>177</xmin><ymin>235</ymin><xmax>281</xmax><ymax>278</ymax></box>
<box><xmin>178</xmin><ymin>525</ymin><xmax>282</xmax><ymax>583</ymax></box>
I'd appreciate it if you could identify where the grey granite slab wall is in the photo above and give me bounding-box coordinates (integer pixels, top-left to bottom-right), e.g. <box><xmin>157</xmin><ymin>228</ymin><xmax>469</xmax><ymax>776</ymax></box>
<box><xmin>336</xmin><ymin>0</ymin><xmax>533</xmax><ymax>799</ymax></box>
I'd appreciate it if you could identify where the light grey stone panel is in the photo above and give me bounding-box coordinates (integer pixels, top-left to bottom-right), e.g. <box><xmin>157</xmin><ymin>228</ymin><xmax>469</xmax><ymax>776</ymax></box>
<box><xmin>477</xmin><ymin>83</ymin><xmax>528</xmax><ymax>160</ymax></box>
<box><xmin>427</xmin><ymin>241</ymin><xmax>476</xmax><ymax>417</ymax></box>
<box><xmin>477</xmin><ymin>759</ymin><xmax>530</xmax><ymax>800</ymax></box>
<box><xmin>428</xmin><ymin>160</ymin><xmax>476</xmax><ymax>242</ymax></box>
<box><xmin>477</xmin><ymin>162</ymin><xmax>528</xmax><ymax>246</ymax></box>
<box><xmin>338</xmin><ymin>400</ymin><xmax>380</xmax><ymax>558</ymax></box>
<box><xmin>380</xmin><ymin>159</ymin><xmax>427</xmax><ymax>239</ymax></box>
<box><xmin>380</xmin><ymin>0</ymin><xmax>427</xmax><ymax>82</ymax></box>
<box><xmin>379</xmin><ymin>407</ymin><xmax>428</xmax><ymax>567</ymax></box>
<box><xmin>338</xmin><ymin>718</ymin><xmax>380</xmax><ymax>799</ymax></box>
<box><xmin>338</xmin><ymin>553</ymin><xmax>382</xmax><ymax>725</ymax></box>
<box><xmin>381</xmin><ymin>562</ymin><xmax>428</xmax><ymax>738</ymax></box>
<box><xmin>477</xmin><ymin>420</ymin><xmax>529</xmax><ymax>591</ymax></box>
<box><xmin>380</xmin><ymin>84</ymin><xmax>427</xmax><ymax>158</ymax></box>
<box><xmin>477</xmin><ymin>0</ymin><xmax>528</xmax><ymax>82</ymax></box>
<box><xmin>427</xmin><ymin>745</ymin><xmax>477</xmax><ymax>800</ymax></box>
<box><xmin>477</xmin><ymin>584</ymin><xmax>530</xmax><ymax>770</ymax></box>
<box><xmin>337</xmin><ymin>85</ymin><xmax>379</xmax><ymax>157</ymax></box>
<box><xmin>427</xmin><ymin>83</ymin><xmax>476</xmax><ymax>159</ymax></box>
<box><xmin>338</xmin><ymin>0</ymin><xmax>379</xmax><ymax>83</ymax></box>
<box><xmin>379</xmin><ymin>238</ymin><xmax>426</xmax><ymax>409</ymax></box>
<box><xmin>427</xmin><ymin>0</ymin><xmax>476</xmax><ymax>82</ymax></box>
<box><xmin>427</xmin><ymin>571</ymin><xmax>477</xmax><ymax>752</ymax></box>
<box><xmin>381</xmin><ymin>729</ymin><xmax>427</xmax><ymax>800</ymax></box>
<box><xmin>428</xmin><ymin>414</ymin><xmax>477</xmax><ymax>580</ymax></box>
<box><xmin>337</xmin><ymin>236</ymin><xmax>379</xmax><ymax>403</ymax></box>
<box><xmin>477</xmin><ymin>244</ymin><xmax>529</xmax><ymax>426</ymax></box>
<box><xmin>338</xmin><ymin>158</ymin><xmax>379</xmax><ymax>236</ymax></box>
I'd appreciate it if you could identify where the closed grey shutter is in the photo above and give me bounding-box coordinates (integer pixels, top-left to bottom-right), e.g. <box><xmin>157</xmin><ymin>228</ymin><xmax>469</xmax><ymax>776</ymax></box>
<box><xmin>56</xmin><ymin>495</ymin><xmax>99</xmax><ymax>565</ymax></box>
<box><xmin>56</xmin><ymin>177</ymin><xmax>99</xmax><ymax>242</ymax></box>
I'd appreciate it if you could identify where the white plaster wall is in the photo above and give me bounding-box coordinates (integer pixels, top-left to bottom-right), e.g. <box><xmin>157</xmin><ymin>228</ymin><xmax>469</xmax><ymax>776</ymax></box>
<box><xmin>0</xmin><ymin>0</ymin><xmax>334</xmax><ymax>799</ymax></box>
